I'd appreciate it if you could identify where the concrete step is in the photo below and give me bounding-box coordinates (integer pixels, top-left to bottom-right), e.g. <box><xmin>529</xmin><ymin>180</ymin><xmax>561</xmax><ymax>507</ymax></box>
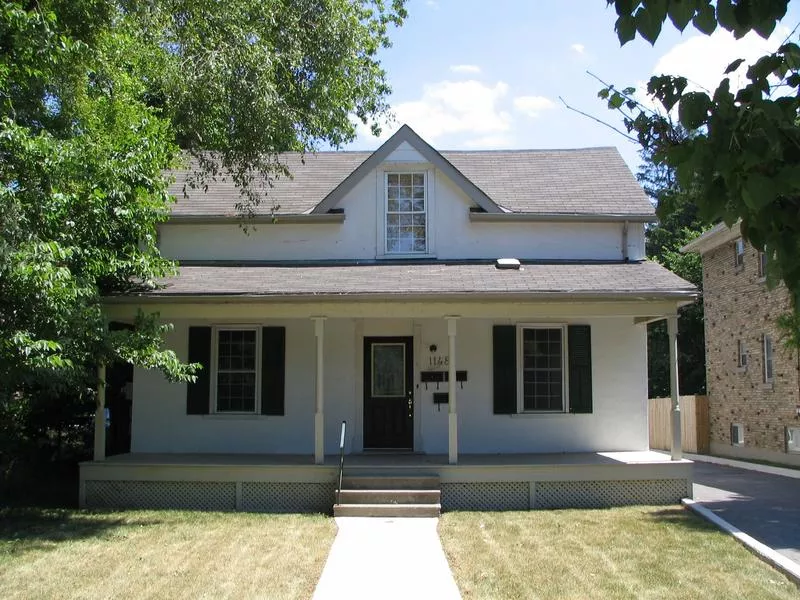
<box><xmin>340</xmin><ymin>476</ymin><xmax>440</xmax><ymax>490</ymax></box>
<box><xmin>333</xmin><ymin>503</ymin><xmax>441</xmax><ymax>518</ymax></box>
<box><xmin>337</xmin><ymin>489</ymin><xmax>441</xmax><ymax>505</ymax></box>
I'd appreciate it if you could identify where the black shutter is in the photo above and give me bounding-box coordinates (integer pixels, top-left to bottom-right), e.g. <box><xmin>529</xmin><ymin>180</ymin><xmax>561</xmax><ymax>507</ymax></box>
<box><xmin>493</xmin><ymin>325</ymin><xmax>517</xmax><ymax>414</ymax></box>
<box><xmin>568</xmin><ymin>325</ymin><xmax>593</xmax><ymax>414</ymax></box>
<box><xmin>187</xmin><ymin>326</ymin><xmax>211</xmax><ymax>415</ymax></box>
<box><xmin>261</xmin><ymin>327</ymin><xmax>286</xmax><ymax>415</ymax></box>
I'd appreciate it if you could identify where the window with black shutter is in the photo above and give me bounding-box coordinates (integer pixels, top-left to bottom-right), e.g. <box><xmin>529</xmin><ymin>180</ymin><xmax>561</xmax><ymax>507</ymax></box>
<box><xmin>186</xmin><ymin>325</ymin><xmax>285</xmax><ymax>416</ymax></box>
<box><xmin>492</xmin><ymin>323</ymin><xmax>592</xmax><ymax>415</ymax></box>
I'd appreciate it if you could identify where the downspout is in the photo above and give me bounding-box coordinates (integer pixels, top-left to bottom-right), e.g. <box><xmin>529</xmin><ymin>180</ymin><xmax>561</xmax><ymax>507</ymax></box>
<box><xmin>622</xmin><ymin>220</ymin><xmax>630</xmax><ymax>262</ymax></box>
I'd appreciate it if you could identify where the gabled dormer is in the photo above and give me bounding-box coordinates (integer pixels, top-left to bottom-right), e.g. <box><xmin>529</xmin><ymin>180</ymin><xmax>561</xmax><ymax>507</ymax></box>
<box><xmin>312</xmin><ymin>125</ymin><xmax>501</xmax><ymax>259</ymax></box>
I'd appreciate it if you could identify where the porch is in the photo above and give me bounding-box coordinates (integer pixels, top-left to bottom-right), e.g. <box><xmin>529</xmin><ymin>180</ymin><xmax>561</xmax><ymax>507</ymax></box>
<box><xmin>80</xmin><ymin>450</ymin><xmax>692</xmax><ymax>512</ymax></box>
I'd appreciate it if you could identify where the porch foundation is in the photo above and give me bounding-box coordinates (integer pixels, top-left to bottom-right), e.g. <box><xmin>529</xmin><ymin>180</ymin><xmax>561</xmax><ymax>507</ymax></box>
<box><xmin>79</xmin><ymin>451</ymin><xmax>693</xmax><ymax>512</ymax></box>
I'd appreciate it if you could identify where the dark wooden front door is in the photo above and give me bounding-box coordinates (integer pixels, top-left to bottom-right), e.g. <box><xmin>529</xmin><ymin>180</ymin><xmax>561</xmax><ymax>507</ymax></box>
<box><xmin>364</xmin><ymin>337</ymin><xmax>414</xmax><ymax>450</ymax></box>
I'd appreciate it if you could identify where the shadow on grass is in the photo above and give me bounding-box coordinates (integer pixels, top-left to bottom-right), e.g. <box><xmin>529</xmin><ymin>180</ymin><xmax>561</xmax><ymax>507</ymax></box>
<box><xmin>645</xmin><ymin>506</ymin><xmax>719</xmax><ymax>533</ymax></box>
<box><xmin>0</xmin><ymin>507</ymin><xmax>163</xmax><ymax>557</ymax></box>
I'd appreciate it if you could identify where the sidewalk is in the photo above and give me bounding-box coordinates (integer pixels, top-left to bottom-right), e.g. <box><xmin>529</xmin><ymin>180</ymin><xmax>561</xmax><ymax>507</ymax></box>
<box><xmin>312</xmin><ymin>517</ymin><xmax>462</xmax><ymax>600</ymax></box>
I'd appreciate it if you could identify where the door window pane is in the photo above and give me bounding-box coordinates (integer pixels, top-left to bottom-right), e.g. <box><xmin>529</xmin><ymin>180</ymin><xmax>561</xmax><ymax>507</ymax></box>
<box><xmin>372</xmin><ymin>343</ymin><xmax>405</xmax><ymax>397</ymax></box>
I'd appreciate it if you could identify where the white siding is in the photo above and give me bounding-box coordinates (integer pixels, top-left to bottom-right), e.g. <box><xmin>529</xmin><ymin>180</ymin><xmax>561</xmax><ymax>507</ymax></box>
<box><xmin>159</xmin><ymin>163</ymin><xmax>646</xmax><ymax>262</ymax></box>
<box><xmin>385</xmin><ymin>141</ymin><xmax>427</xmax><ymax>163</ymax></box>
<box><xmin>131</xmin><ymin>314</ymin><xmax>648</xmax><ymax>455</ymax></box>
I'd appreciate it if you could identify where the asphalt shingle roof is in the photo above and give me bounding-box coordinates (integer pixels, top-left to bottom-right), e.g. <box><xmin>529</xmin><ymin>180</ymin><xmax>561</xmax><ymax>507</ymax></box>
<box><xmin>132</xmin><ymin>261</ymin><xmax>695</xmax><ymax>299</ymax></box>
<box><xmin>168</xmin><ymin>147</ymin><xmax>653</xmax><ymax>217</ymax></box>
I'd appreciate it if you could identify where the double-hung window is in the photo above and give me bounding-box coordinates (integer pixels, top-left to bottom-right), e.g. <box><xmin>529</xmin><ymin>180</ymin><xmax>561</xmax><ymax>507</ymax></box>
<box><xmin>386</xmin><ymin>173</ymin><xmax>427</xmax><ymax>254</ymax></box>
<box><xmin>215</xmin><ymin>328</ymin><xmax>259</xmax><ymax>413</ymax></box>
<box><xmin>762</xmin><ymin>334</ymin><xmax>774</xmax><ymax>384</ymax></box>
<box><xmin>519</xmin><ymin>325</ymin><xmax>566</xmax><ymax>412</ymax></box>
<box><xmin>737</xmin><ymin>340</ymin><xmax>748</xmax><ymax>369</ymax></box>
<box><xmin>734</xmin><ymin>238</ymin><xmax>745</xmax><ymax>268</ymax></box>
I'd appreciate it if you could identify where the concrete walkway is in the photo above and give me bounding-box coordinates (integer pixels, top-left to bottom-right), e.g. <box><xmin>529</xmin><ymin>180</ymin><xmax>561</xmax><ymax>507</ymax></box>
<box><xmin>689</xmin><ymin>458</ymin><xmax>800</xmax><ymax>566</ymax></box>
<box><xmin>312</xmin><ymin>517</ymin><xmax>462</xmax><ymax>600</ymax></box>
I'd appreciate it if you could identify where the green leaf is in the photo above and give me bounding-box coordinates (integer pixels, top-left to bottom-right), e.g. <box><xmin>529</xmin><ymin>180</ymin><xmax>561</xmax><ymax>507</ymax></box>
<box><xmin>635</xmin><ymin>6</ymin><xmax>663</xmax><ymax>44</ymax></box>
<box><xmin>613</xmin><ymin>0</ymin><xmax>635</xmax><ymax>18</ymax></box>
<box><xmin>692</xmin><ymin>3</ymin><xmax>717</xmax><ymax>34</ymax></box>
<box><xmin>724</xmin><ymin>58</ymin><xmax>745</xmax><ymax>74</ymax></box>
<box><xmin>608</xmin><ymin>92</ymin><xmax>625</xmax><ymax>109</ymax></box>
<box><xmin>716</xmin><ymin>0</ymin><xmax>738</xmax><ymax>32</ymax></box>
<box><xmin>615</xmin><ymin>14</ymin><xmax>637</xmax><ymax>44</ymax></box>
<box><xmin>678</xmin><ymin>92</ymin><xmax>710</xmax><ymax>129</ymax></box>
<box><xmin>742</xmin><ymin>174</ymin><xmax>779</xmax><ymax>212</ymax></box>
<box><xmin>667</xmin><ymin>0</ymin><xmax>696</xmax><ymax>31</ymax></box>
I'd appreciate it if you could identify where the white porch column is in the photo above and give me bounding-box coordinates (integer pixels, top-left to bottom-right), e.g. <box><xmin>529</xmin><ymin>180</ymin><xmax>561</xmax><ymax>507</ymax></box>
<box><xmin>313</xmin><ymin>317</ymin><xmax>326</xmax><ymax>465</ymax></box>
<box><xmin>446</xmin><ymin>316</ymin><xmax>459</xmax><ymax>465</ymax></box>
<box><xmin>667</xmin><ymin>315</ymin><xmax>682</xmax><ymax>460</ymax></box>
<box><xmin>94</xmin><ymin>363</ymin><xmax>106</xmax><ymax>461</ymax></box>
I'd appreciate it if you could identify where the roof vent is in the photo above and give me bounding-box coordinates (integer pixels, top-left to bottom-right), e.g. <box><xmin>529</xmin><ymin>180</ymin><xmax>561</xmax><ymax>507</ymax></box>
<box><xmin>495</xmin><ymin>258</ymin><xmax>521</xmax><ymax>270</ymax></box>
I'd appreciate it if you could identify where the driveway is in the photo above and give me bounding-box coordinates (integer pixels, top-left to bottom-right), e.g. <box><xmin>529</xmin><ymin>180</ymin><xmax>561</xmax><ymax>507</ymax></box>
<box><xmin>692</xmin><ymin>461</ymin><xmax>800</xmax><ymax>566</ymax></box>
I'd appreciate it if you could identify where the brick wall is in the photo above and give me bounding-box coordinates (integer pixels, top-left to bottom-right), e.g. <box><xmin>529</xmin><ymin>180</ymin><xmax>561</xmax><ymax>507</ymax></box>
<box><xmin>703</xmin><ymin>238</ymin><xmax>800</xmax><ymax>460</ymax></box>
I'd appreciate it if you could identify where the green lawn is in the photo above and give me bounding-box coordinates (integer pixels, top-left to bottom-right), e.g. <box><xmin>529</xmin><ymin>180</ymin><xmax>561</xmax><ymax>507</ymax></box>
<box><xmin>439</xmin><ymin>506</ymin><xmax>799</xmax><ymax>600</ymax></box>
<box><xmin>0</xmin><ymin>508</ymin><xmax>336</xmax><ymax>600</ymax></box>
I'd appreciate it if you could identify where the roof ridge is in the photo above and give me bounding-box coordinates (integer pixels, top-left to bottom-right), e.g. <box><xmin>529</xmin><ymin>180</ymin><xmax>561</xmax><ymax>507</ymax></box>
<box><xmin>440</xmin><ymin>146</ymin><xmax>621</xmax><ymax>154</ymax></box>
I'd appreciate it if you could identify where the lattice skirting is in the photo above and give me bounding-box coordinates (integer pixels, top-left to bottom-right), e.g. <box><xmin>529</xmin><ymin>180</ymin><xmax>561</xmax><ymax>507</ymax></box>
<box><xmin>533</xmin><ymin>479</ymin><xmax>687</xmax><ymax>509</ymax></box>
<box><xmin>241</xmin><ymin>482</ymin><xmax>334</xmax><ymax>513</ymax></box>
<box><xmin>441</xmin><ymin>479</ymin><xmax>688</xmax><ymax>511</ymax></box>
<box><xmin>442</xmin><ymin>482</ymin><xmax>529</xmax><ymax>511</ymax></box>
<box><xmin>84</xmin><ymin>480</ymin><xmax>334</xmax><ymax>513</ymax></box>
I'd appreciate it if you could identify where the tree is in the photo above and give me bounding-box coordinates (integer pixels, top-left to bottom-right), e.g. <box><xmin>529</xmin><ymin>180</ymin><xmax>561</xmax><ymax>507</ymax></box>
<box><xmin>0</xmin><ymin>1</ymin><xmax>406</xmax><ymax>476</ymax></box>
<box><xmin>638</xmin><ymin>145</ymin><xmax>706</xmax><ymax>396</ymax></box>
<box><xmin>602</xmin><ymin>0</ymin><xmax>800</xmax><ymax>344</ymax></box>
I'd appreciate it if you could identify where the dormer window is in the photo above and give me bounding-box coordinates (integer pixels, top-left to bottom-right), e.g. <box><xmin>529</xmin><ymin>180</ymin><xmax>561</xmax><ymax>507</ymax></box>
<box><xmin>386</xmin><ymin>173</ymin><xmax>427</xmax><ymax>254</ymax></box>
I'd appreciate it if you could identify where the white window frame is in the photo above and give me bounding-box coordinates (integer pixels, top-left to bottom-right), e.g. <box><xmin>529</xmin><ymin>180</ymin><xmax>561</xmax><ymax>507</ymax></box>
<box><xmin>737</xmin><ymin>340</ymin><xmax>748</xmax><ymax>369</ymax></box>
<box><xmin>211</xmin><ymin>325</ymin><xmax>261</xmax><ymax>414</ymax></box>
<box><xmin>762</xmin><ymin>334</ymin><xmax>774</xmax><ymax>384</ymax></box>
<box><xmin>516</xmin><ymin>324</ymin><xmax>568</xmax><ymax>414</ymax></box>
<box><xmin>734</xmin><ymin>238</ymin><xmax>745</xmax><ymax>268</ymax></box>
<box><xmin>377</xmin><ymin>167</ymin><xmax>435</xmax><ymax>258</ymax></box>
<box><xmin>385</xmin><ymin>171</ymin><xmax>428</xmax><ymax>255</ymax></box>
<box><xmin>731</xmin><ymin>423</ymin><xmax>744</xmax><ymax>446</ymax></box>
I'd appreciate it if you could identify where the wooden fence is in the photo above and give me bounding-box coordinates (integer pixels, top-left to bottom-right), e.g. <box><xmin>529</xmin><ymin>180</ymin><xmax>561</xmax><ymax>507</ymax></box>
<box><xmin>648</xmin><ymin>395</ymin><xmax>709</xmax><ymax>454</ymax></box>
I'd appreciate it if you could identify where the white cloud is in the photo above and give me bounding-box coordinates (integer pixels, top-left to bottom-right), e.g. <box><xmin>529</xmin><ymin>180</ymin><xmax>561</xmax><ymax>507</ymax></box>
<box><xmin>654</xmin><ymin>26</ymin><xmax>790</xmax><ymax>93</ymax></box>
<box><xmin>450</xmin><ymin>64</ymin><xmax>482</xmax><ymax>74</ymax></box>
<box><xmin>571</xmin><ymin>43</ymin><xmax>585</xmax><ymax>54</ymax></box>
<box><xmin>357</xmin><ymin>79</ymin><xmax>513</xmax><ymax>144</ymax></box>
<box><xmin>513</xmin><ymin>95</ymin><xmax>556</xmax><ymax>118</ymax></box>
<box><xmin>426</xmin><ymin>0</ymin><xmax>439</xmax><ymax>8</ymax></box>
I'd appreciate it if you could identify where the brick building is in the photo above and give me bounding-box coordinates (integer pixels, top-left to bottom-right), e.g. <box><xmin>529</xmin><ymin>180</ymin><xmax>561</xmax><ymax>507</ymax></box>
<box><xmin>684</xmin><ymin>222</ymin><xmax>800</xmax><ymax>466</ymax></box>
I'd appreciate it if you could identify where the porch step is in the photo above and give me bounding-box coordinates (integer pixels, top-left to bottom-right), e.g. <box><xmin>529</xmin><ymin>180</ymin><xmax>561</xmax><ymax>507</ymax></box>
<box><xmin>333</xmin><ymin>503</ymin><xmax>441</xmax><ymax>518</ymax></box>
<box><xmin>334</xmin><ymin>474</ymin><xmax>442</xmax><ymax>517</ymax></box>
<box><xmin>337</xmin><ymin>489</ymin><xmax>441</xmax><ymax>505</ymax></box>
<box><xmin>340</xmin><ymin>476</ymin><xmax>440</xmax><ymax>490</ymax></box>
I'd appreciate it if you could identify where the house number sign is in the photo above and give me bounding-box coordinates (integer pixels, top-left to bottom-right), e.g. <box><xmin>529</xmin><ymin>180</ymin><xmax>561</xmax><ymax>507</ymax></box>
<box><xmin>427</xmin><ymin>354</ymin><xmax>449</xmax><ymax>368</ymax></box>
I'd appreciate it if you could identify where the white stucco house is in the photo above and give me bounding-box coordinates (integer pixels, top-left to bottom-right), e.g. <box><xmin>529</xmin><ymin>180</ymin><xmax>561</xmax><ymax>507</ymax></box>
<box><xmin>82</xmin><ymin>125</ymin><xmax>696</xmax><ymax>513</ymax></box>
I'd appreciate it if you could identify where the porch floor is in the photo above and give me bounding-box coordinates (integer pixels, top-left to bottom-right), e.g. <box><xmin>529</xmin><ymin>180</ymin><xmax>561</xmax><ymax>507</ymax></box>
<box><xmin>95</xmin><ymin>450</ymin><xmax>688</xmax><ymax>468</ymax></box>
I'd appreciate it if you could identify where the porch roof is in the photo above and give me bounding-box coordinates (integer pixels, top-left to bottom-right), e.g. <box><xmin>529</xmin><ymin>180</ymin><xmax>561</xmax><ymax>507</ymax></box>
<box><xmin>116</xmin><ymin>260</ymin><xmax>697</xmax><ymax>301</ymax></box>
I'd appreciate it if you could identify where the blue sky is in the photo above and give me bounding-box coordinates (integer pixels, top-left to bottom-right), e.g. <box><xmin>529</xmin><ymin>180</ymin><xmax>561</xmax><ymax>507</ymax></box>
<box><xmin>348</xmin><ymin>0</ymin><xmax>800</xmax><ymax>172</ymax></box>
